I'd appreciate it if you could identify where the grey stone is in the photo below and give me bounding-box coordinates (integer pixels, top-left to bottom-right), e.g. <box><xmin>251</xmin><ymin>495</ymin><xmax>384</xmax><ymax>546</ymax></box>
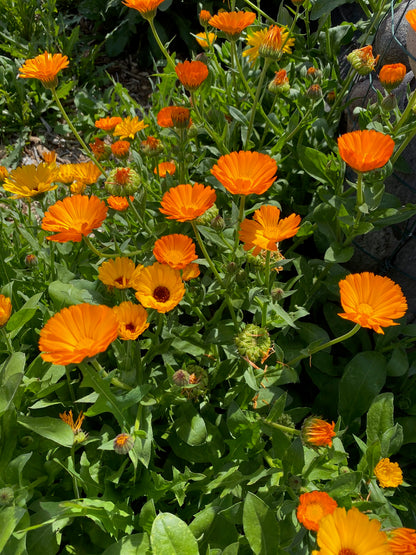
<box><xmin>374</xmin><ymin>0</ymin><xmax>416</xmax><ymax>69</ymax></box>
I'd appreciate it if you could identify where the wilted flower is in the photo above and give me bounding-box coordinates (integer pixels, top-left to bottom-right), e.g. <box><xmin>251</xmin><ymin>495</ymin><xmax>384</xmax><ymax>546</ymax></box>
<box><xmin>89</xmin><ymin>137</ymin><xmax>108</xmax><ymax>160</ymax></box>
<box><xmin>268</xmin><ymin>69</ymin><xmax>290</xmax><ymax>94</ymax></box>
<box><xmin>347</xmin><ymin>45</ymin><xmax>379</xmax><ymax>75</ymax></box>
<box><xmin>374</xmin><ymin>458</ymin><xmax>403</xmax><ymax>488</ymax></box>
<box><xmin>59</xmin><ymin>410</ymin><xmax>86</xmax><ymax>442</ymax></box>
<box><xmin>19</xmin><ymin>51</ymin><xmax>69</xmax><ymax>88</ymax></box>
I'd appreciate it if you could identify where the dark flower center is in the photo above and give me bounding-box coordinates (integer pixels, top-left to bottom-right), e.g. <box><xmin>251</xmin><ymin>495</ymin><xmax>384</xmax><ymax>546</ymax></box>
<box><xmin>153</xmin><ymin>285</ymin><xmax>170</xmax><ymax>302</ymax></box>
<box><xmin>125</xmin><ymin>323</ymin><xmax>135</xmax><ymax>332</ymax></box>
<box><xmin>114</xmin><ymin>276</ymin><xmax>125</xmax><ymax>285</ymax></box>
<box><xmin>338</xmin><ymin>550</ymin><xmax>357</xmax><ymax>555</ymax></box>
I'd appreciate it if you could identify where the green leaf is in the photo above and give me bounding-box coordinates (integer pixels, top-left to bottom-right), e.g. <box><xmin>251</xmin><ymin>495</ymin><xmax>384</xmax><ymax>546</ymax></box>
<box><xmin>102</xmin><ymin>534</ymin><xmax>150</xmax><ymax>555</ymax></box>
<box><xmin>0</xmin><ymin>352</ymin><xmax>25</xmax><ymax>416</ymax></box>
<box><xmin>175</xmin><ymin>404</ymin><xmax>207</xmax><ymax>446</ymax></box>
<box><xmin>324</xmin><ymin>243</ymin><xmax>354</xmax><ymax>263</ymax></box>
<box><xmin>17</xmin><ymin>415</ymin><xmax>74</xmax><ymax>447</ymax></box>
<box><xmin>325</xmin><ymin>471</ymin><xmax>362</xmax><ymax>497</ymax></box>
<box><xmin>386</xmin><ymin>347</ymin><xmax>408</xmax><ymax>377</ymax></box>
<box><xmin>243</xmin><ymin>493</ymin><xmax>280</xmax><ymax>555</ymax></box>
<box><xmin>339</xmin><ymin>352</ymin><xmax>387</xmax><ymax>424</ymax></box>
<box><xmin>311</xmin><ymin>0</ymin><xmax>350</xmax><ymax>20</ymax></box>
<box><xmin>298</xmin><ymin>146</ymin><xmax>335</xmax><ymax>184</ymax></box>
<box><xmin>366</xmin><ymin>393</ymin><xmax>394</xmax><ymax>446</ymax></box>
<box><xmin>150</xmin><ymin>513</ymin><xmax>199</xmax><ymax>555</ymax></box>
<box><xmin>0</xmin><ymin>506</ymin><xmax>27</xmax><ymax>552</ymax></box>
<box><xmin>6</xmin><ymin>292</ymin><xmax>43</xmax><ymax>337</ymax></box>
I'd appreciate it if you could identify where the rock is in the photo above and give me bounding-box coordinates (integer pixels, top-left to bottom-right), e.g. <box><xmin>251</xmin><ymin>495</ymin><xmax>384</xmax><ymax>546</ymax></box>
<box><xmin>374</xmin><ymin>0</ymin><xmax>416</xmax><ymax>69</ymax></box>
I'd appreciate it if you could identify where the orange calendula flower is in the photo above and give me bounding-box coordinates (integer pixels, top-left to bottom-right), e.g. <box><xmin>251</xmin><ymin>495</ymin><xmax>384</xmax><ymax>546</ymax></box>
<box><xmin>199</xmin><ymin>9</ymin><xmax>212</xmax><ymax>26</ymax></box>
<box><xmin>315</xmin><ymin>507</ymin><xmax>391</xmax><ymax>555</ymax></box>
<box><xmin>374</xmin><ymin>458</ymin><xmax>403</xmax><ymax>488</ymax></box>
<box><xmin>195</xmin><ymin>32</ymin><xmax>217</xmax><ymax>48</ymax></box>
<box><xmin>160</xmin><ymin>183</ymin><xmax>216</xmax><ymax>222</ymax></box>
<box><xmin>338</xmin><ymin>272</ymin><xmax>407</xmax><ymax>334</ymax></box>
<box><xmin>337</xmin><ymin>129</ymin><xmax>395</xmax><ymax>173</ymax></box>
<box><xmin>182</xmin><ymin>262</ymin><xmax>200</xmax><ymax>281</ymax></box>
<box><xmin>258</xmin><ymin>24</ymin><xmax>295</xmax><ymax>60</ymax></box>
<box><xmin>153</xmin><ymin>234</ymin><xmax>198</xmax><ymax>270</ymax></box>
<box><xmin>0</xmin><ymin>295</ymin><xmax>12</xmax><ymax>327</ymax></box>
<box><xmin>379</xmin><ymin>63</ymin><xmax>406</xmax><ymax>92</ymax></box>
<box><xmin>141</xmin><ymin>135</ymin><xmax>163</xmax><ymax>156</ymax></box>
<box><xmin>175</xmin><ymin>60</ymin><xmax>209</xmax><ymax>91</ymax></box>
<box><xmin>3</xmin><ymin>163</ymin><xmax>59</xmax><ymax>199</ymax></box>
<box><xmin>89</xmin><ymin>137</ymin><xmax>107</xmax><ymax>160</ymax></box>
<box><xmin>107</xmin><ymin>195</ymin><xmax>134</xmax><ymax>211</ymax></box>
<box><xmin>94</xmin><ymin>116</ymin><xmax>123</xmax><ymax>131</ymax></box>
<box><xmin>243</xmin><ymin>28</ymin><xmax>268</xmax><ymax>65</ymax></box>
<box><xmin>57</xmin><ymin>163</ymin><xmax>76</xmax><ymax>183</ymax></box>
<box><xmin>98</xmin><ymin>257</ymin><xmax>138</xmax><ymax>289</ymax></box>
<box><xmin>209</xmin><ymin>11</ymin><xmax>256</xmax><ymax>40</ymax></box>
<box><xmin>122</xmin><ymin>0</ymin><xmax>165</xmax><ymax>20</ymax></box>
<box><xmin>239</xmin><ymin>205</ymin><xmax>301</xmax><ymax>256</ymax></box>
<box><xmin>406</xmin><ymin>9</ymin><xmax>416</xmax><ymax>32</ymax></box>
<box><xmin>302</xmin><ymin>416</ymin><xmax>336</xmax><ymax>448</ymax></box>
<box><xmin>113</xmin><ymin>116</ymin><xmax>148</xmax><ymax>140</ymax></box>
<box><xmin>59</xmin><ymin>410</ymin><xmax>85</xmax><ymax>435</ymax></box>
<box><xmin>297</xmin><ymin>491</ymin><xmax>338</xmax><ymax>532</ymax></box>
<box><xmin>388</xmin><ymin>527</ymin><xmax>416</xmax><ymax>554</ymax></box>
<box><xmin>132</xmin><ymin>262</ymin><xmax>185</xmax><ymax>313</ymax></box>
<box><xmin>71</xmin><ymin>161</ymin><xmax>103</xmax><ymax>185</ymax></box>
<box><xmin>0</xmin><ymin>165</ymin><xmax>9</xmax><ymax>181</ymax></box>
<box><xmin>347</xmin><ymin>45</ymin><xmax>380</xmax><ymax>75</ymax></box>
<box><xmin>113</xmin><ymin>301</ymin><xmax>149</xmax><ymax>340</ymax></box>
<box><xmin>111</xmin><ymin>140</ymin><xmax>130</xmax><ymax>157</ymax></box>
<box><xmin>39</xmin><ymin>303</ymin><xmax>118</xmax><ymax>365</ymax></box>
<box><xmin>268</xmin><ymin>69</ymin><xmax>290</xmax><ymax>94</ymax></box>
<box><xmin>19</xmin><ymin>51</ymin><xmax>69</xmax><ymax>88</ymax></box>
<box><xmin>211</xmin><ymin>150</ymin><xmax>277</xmax><ymax>196</ymax></box>
<box><xmin>155</xmin><ymin>161</ymin><xmax>176</xmax><ymax>177</ymax></box>
<box><xmin>157</xmin><ymin>106</ymin><xmax>191</xmax><ymax>128</ymax></box>
<box><xmin>42</xmin><ymin>150</ymin><xmax>57</xmax><ymax>165</ymax></box>
<box><xmin>42</xmin><ymin>194</ymin><xmax>108</xmax><ymax>242</ymax></box>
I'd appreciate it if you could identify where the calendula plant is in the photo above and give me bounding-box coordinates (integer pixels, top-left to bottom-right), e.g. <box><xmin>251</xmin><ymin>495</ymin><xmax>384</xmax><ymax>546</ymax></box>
<box><xmin>1</xmin><ymin>0</ymin><xmax>416</xmax><ymax>553</ymax></box>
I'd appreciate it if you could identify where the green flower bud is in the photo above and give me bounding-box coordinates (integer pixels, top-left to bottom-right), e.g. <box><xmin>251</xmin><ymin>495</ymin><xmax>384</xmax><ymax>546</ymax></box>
<box><xmin>195</xmin><ymin>204</ymin><xmax>219</xmax><ymax>226</ymax></box>
<box><xmin>172</xmin><ymin>369</ymin><xmax>190</xmax><ymax>386</ymax></box>
<box><xmin>105</xmin><ymin>167</ymin><xmax>141</xmax><ymax>196</ymax></box>
<box><xmin>0</xmin><ymin>487</ymin><xmax>14</xmax><ymax>506</ymax></box>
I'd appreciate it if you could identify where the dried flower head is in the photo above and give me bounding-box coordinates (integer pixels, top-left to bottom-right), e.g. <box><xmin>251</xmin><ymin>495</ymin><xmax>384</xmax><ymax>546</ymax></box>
<box><xmin>42</xmin><ymin>195</ymin><xmax>108</xmax><ymax>242</ymax></box>
<box><xmin>374</xmin><ymin>458</ymin><xmax>403</xmax><ymax>488</ymax></box>
<box><xmin>39</xmin><ymin>303</ymin><xmax>119</xmax><ymax>365</ymax></box>
<box><xmin>337</xmin><ymin>130</ymin><xmax>394</xmax><ymax>173</ymax></box>
<box><xmin>235</xmin><ymin>324</ymin><xmax>271</xmax><ymax>362</ymax></box>
<box><xmin>19</xmin><ymin>51</ymin><xmax>69</xmax><ymax>88</ymax></box>
<box><xmin>338</xmin><ymin>272</ymin><xmax>407</xmax><ymax>334</ymax></box>
<box><xmin>175</xmin><ymin>60</ymin><xmax>209</xmax><ymax>91</ymax></box>
<box><xmin>347</xmin><ymin>45</ymin><xmax>380</xmax><ymax>75</ymax></box>
<box><xmin>297</xmin><ymin>491</ymin><xmax>338</xmax><ymax>531</ymax></box>
<box><xmin>302</xmin><ymin>416</ymin><xmax>336</xmax><ymax>448</ymax></box>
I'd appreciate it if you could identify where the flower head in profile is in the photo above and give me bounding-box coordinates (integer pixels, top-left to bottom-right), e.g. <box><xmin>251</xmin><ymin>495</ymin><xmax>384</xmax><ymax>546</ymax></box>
<box><xmin>0</xmin><ymin>295</ymin><xmax>12</xmax><ymax>327</ymax></box>
<box><xmin>209</xmin><ymin>11</ymin><xmax>256</xmax><ymax>40</ymax></box>
<box><xmin>153</xmin><ymin>234</ymin><xmax>198</xmax><ymax>270</ymax></box>
<box><xmin>199</xmin><ymin>9</ymin><xmax>212</xmax><ymax>26</ymax></box>
<box><xmin>157</xmin><ymin>106</ymin><xmax>191</xmax><ymax>128</ymax></box>
<box><xmin>114</xmin><ymin>433</ymin><xmax>134</xmax><ymax>454</ymax></box>
<box><xmin>141</xmin><ymin>136</ymin><xmax>163</xmax><ymax>156</ymax></box>
<box><xmin>315</xmin><ymin>507</ymin><xmax>391</xmax><ymax>555</ymax></box>
<box><xmin>388</xmin><ymin>527</ymin><xmax>416</xmax><ymax>554</ymax></box>
<box><xmin>19</xmin><ymin>51</ymin><xmax>69</xmax><ymax>88</ymax></box>
<box><xmin>175</xmin><ymin>60</ymin><xmax>209</xmax><ymax>91</ymax></box>
<box><xmin>302</xmin><ymin>416</ymin><xmax>336</xmax><ymax>448</ymax></box>
<box><xmin>39</xmin><ymin>303</ymin><xmax>119</xmax><ymax>365</ymax></box>
<box><xmin>347</xmin><ymin>45</ymin><xmax>380</xmax><ymax>75</ymax></box>
<box><xmin>258</xmin><ymin>25</ymin><xmax>295</xmax><ymax>60</ymax></box>
<box><xmin>338</xmin><ymin>272</ymin><xmax>407</xmax><ymax>334</ymax></box>
<box><xmin>94</xmin><ymin>116</ymin><xmax>123</xmax><ymax>131</ymax></box>
<box><xmin>107</xmin><ymin>195</ymin><xmax>134</xmax><ymax>211</ymax></box>
<box><xmin>113</xmin><ymin>116</ymin><xmax>148</xmax><ymax>140</ymax></box>
<box><xmin>3</xmin><ymin>163</ymin><xmax>59</xmax><ymax>199</ymax></box>
<box><xmin>113</xmin><ymin>301</ymin><xmax>149</xmax><ymax>340</ymax></box>
<box><xmin>195</xmin><ymin>32</ymin><xmax>217</xmax><ymax>49</ymax></box>
<box><xmin>98</xmin><ymin>257</ymin><xmax>138</xmax><ymax>289</ymax></box>
<box><xmin>297</xmin><ymin>491</ymin><xmax>338</xmax><ymax>532</ymax></box>
<box><xmin>239</xmin><ymin>205</ymin><xmax>301</xmax><ymax>256</ymax></box>
<box><xmin>89</xmin><ymin>137</ymin><xmax>107</xmax><ymax>161</ymax></box>
<box><xmin>111</xmin><ymin>140</ymin><xmax>130</xmax><ymax>157</ymax></box>
<box><xmin>71</xmin><ymin>161</ymin><xmax>103</xmax><ymax>185</ymax></box>
<box><xmin>268</xmin><ymin>69</ymin><xmax>290</xmax><ymax>94</ymax></box>
<box><xmin>132</xmin><ymin>262</ymin><xmax>185</xmax><ymax>313</ymax></box>
<box><xmin>406</xmin><ymin>9</ymin><xmax>416</xmax><ymax>32</ymax></box>
<box><xmin>374</xmin><ymin>458</ymin><xmax>403</xmax><ymax>488</ymax></box>
<box><xmin>243</xmin><ymin>28</ymin><xmax>268</xmax><ymax>65</ymax></box>
<box><xmin>59</xmin><ymin>410</ymin><xmax>85</xmax><ymax>435</ymax></box>
<box><xmin>337</xmin><ymin>130</ymin><xmax>394</xmax><ymax>173</ymax></box>
<box><xmin>0</xmin><ymin>166</ymin><xmax>9</xmax><ymax>181</ymax></box>
<box><xmin>42</xmin><ymin>150</ymin><xmax>57</xmax><ymax>166</ymax></box>
<box><xmin>211</xmin><ymin>151</ymin><xmax>277</xmax><ymax>196</ymax></box>
<box><xmin>379</xmin><ymin>63</ymin><xmax>406</xmax><ymax>92</ymax></box>
<box><xmin>41</xmin><ymin>195</ymin><xmax>108</xmax><ymax>242</ymax></box>
<box><xmin>160</xmin><ymin>183</ymin><xmax>216</xmax><ymax>222</ymax></box>
<box><xmin>122</xmin><ymin>0</ymin><xmax>165</xmax><ymax>20</ymax></box>
<box><xmin>182</xmin><ymin>262</ymin><xmax>200</xmax><ymax>281</ymax></box>
<box><xmin>155</xmin><ymin>161</ymin><xmax>176</xmax><ymax>177</ymax></box>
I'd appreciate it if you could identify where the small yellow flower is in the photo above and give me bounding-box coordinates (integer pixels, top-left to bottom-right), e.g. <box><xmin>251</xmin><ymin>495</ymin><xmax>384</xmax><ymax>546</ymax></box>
<box><xmin>113</xmin><ymin>116</ymin><xmax>148</xmax><ymax>140</ymax></box>
<box><xmin>195</xmin><ymin>32</ymin><xmax>217</xmax><ymax>48</ymax></box>
<box><xmin>0</xmin><ymin>295</ymin><xmax>12</xmax><ymax>327</ymax></box>
<box><xmin>243</xmin><ymin>28</ymin><xmax>268</xmax><ymax>65</ymax></box>
<box><xmin>374</xmin><ymin>458</ymin><xmax>403</xmax><ymax>488</ymax></box>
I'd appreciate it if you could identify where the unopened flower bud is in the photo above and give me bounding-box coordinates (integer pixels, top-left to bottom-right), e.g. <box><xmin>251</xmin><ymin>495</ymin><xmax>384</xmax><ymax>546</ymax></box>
<box><xmin>379</xmin><ymin>63</ymin><xmax>406</xmax><ymax>93</ymax></box>
<box><xmin>326</xmin><ymin>90</ymin><xmax>336</xmax><ymax>105</ymax></box>
<box><xmin>172</xmin><ymin>369</ymin><xmax>190</xmax><ymax>386</ymax></box>
<box><xmin>268</xmin><ymin>69</ymin><xmax>290</xmax><ymax>94</ymax></box>
<box><xmin>113</xmin><ymin>433</ymin><xmax>134</xmax><ymax>455</ymax></box>
<box><xmin>271</xmin><ymin>287</ymin><xmax>284</xmax><ymax>301</ymax></box>
<box><xmin>381</xmin><ymin>93</ymin><xmax>397</xmax><ymax>112</ymax></box>
<box><xmin>199</xmin><ymin>9</ymin><xmax>212</xmax><ymax>26</ymax></box>
<box><xmin>306</xmin><ymin>67</ymin><xmax>322</xmax><ymax>82</ymax></box>
<box><xmin>140</xmin><ymin>136</ymin><xmax>164</xmax><ymax>157</ymax></box>
<box><xmin>235</xmin><ymin>324</ymin><xmax>271</xmax><ymax>362</ymax></box>
<box><xmin>236</xmin><ymin>269</ymin><xmax>246</xmax><ymax>283</ymax></box>
<box><xmin>195</xmin><ymin>204</ymin><xmax>219</xmax><ymax>225</ymax></box>
<box><xmin>226</xmin><ymin>262</ymin><xmax>239</xmax><ymax>274</ymax></box>
<box><xmin>210</xmin><ymin>214</ymin><xmax>225</xmax><ymax>231</ymax></box>
<box><xmin>25</xmin><ymin>254</ymin><xmax>38</xmax><ymax>267</ymax></box>
<box><xmin>306</xmin><ymin>84</ymin><xmax>322</xmax><ymax>100</ymax></box>
<box><xmin>0</xmin><ymin>487</ymin><xmax>14</xmax><ymax>506</ymax></box>
<box><xmin>105</xmin><ymin>167</ymin><xmax>141</xmax><ymax>196</ymax></box>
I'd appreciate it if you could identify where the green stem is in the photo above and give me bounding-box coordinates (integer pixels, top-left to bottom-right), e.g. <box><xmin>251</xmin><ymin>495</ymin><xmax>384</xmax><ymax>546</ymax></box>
<box><xmin>391</xmin><ymin>126</ymin><xmax>416</xmax><ymax>165</ymax></box>
<box><xmin>50</xmin><ymin>88</ymin><xmax>107</xmax><ymax>178</ymax></box>
<box><xmin>83</xmin><ymin>236</ymin><xmax>141</xmax><ymax>259</ymax></box>
<box><xmin>245</xmin><ymin>59</ymin><xmax>271</xmax><ymax>149</ymax></box>
<box><xmin>264</xmin><ymin>250</ymin><xmax>271</xmax><ymax>294</ymax></box>
<box><xmin>234</xmin><ymin>195</ymin><xmax>246</xmax><ymax>252</ymax></box>
<box><xmin>65</xmin><ymin>366</ymin><xmax>76</xmax><ymax>403</ymax></box>
<box><xmin>260</xmin><ymin>417</ymin><xmax>301</xmax><ymax>436</ymax></box>
<box><xmin>287</xmin><ymin>323</ymin><xmax>361</xmax><ymax>367</ymax></box>
<box><xmin>357</xmin><ymin>0</ymin><xmax>372</xmax><ymax>17</ymax></box>
<box><xmin>0</xmin><ymin>327</ymin><xmax>14</xmax><ymax>353</ymax></box>
<box><xmin>327</xmin><ymin>70</ymin><xmax>355</xmax><ymax>122</ymax></box>
<box><xmin>393</xmin><ymin>89</ymin><xmax>416</xmax><ymax>134</ymax></box>
<box><xmin>70</xmin><ymin>444</ymin><xmax>80</xmax><ymax>498</ymax></box>
<box><xmin>190</xmin><ymin>91</ymin><xmax>229</xmax><ymax>154</ymax></box>
<box><xmin>148</xmin><ymin>18</ymin><xmax>176</xmax><ymax>71</ymax></box>
<box><xmin>243</xmin><ymin>0</ymin><xmax>275</xmax><ymax>24</ymax></box>
<box><xmin>191</xmin><ymin>221</ymin><xmax>224</xmax><ymax>286</ymax></box>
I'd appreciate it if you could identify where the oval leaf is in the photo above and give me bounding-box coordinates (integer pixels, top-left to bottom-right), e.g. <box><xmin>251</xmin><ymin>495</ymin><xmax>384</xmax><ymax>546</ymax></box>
<box><xmin>151</xmin><ymin>513</ymin><xmax>199</xmax><ymax>555</ymax></box>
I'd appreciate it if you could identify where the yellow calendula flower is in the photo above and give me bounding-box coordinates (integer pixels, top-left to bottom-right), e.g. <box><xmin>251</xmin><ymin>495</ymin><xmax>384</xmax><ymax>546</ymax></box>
<box><xmin>113</xmin><ymin>116</ymin><xmax>148</xmax><ymax>140</ymax></box>
<box><xmin>0</xmin><ymin>295</ymin><xmax>12</xmax><ymax>327</ymax></box>
<box><xmin>243</xmin><ymin>28</ymin><xmax>268</xmax><ymax>65</ymax></box>
<box><xmin>3</xmin><ymin>163</ymin><xmax>59</xmax><ymax>199</ymax></box>
<box><xmin>374</xmin><ymin>458</ymin><xmax>403</xmax><ymax>488</ymax></box>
